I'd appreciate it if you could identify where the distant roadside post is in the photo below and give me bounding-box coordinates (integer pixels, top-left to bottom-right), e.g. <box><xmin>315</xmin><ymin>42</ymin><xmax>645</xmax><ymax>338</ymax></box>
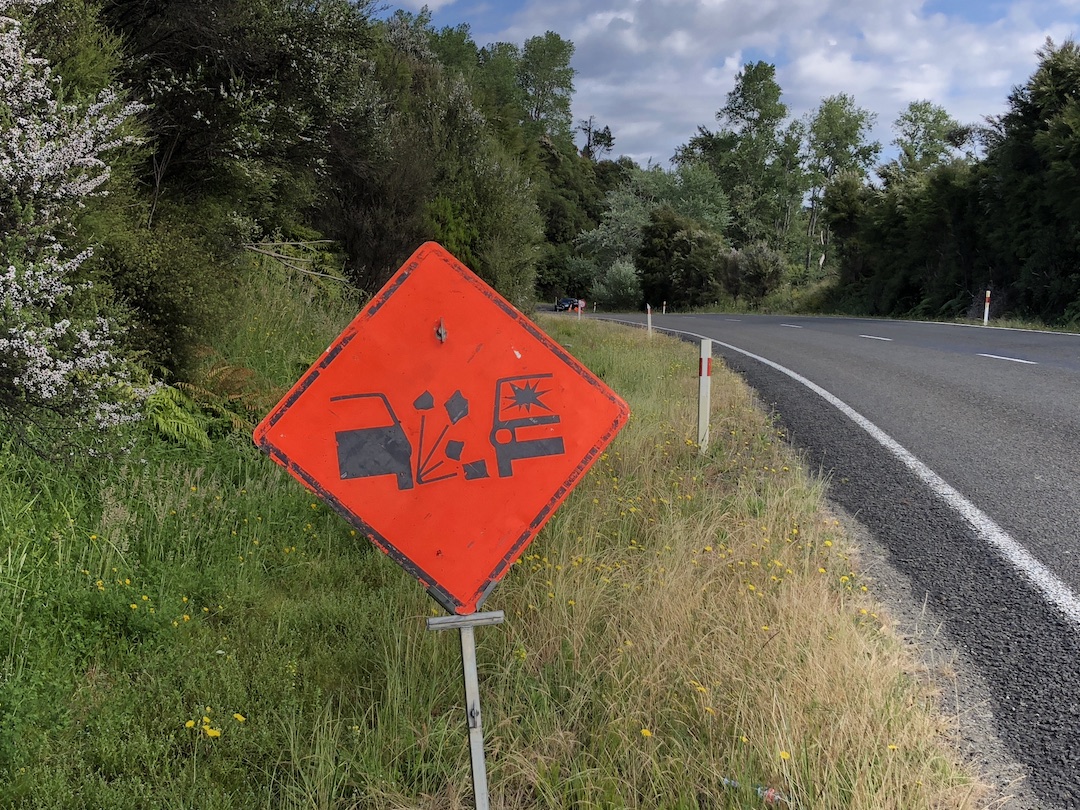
<box><xmin>698</xmin><ymin>339</ymin><xmax>712</xmax><ymax>455</ymax></box>
<box><xmin>983</xmin><ymin>289</ymin><xmax>991</xmax><ymax>326</ymax></box>
<box><xmin>253</xmin><ymin>242</ymin><xmax>629</xmax><ymax>810</ymax></box>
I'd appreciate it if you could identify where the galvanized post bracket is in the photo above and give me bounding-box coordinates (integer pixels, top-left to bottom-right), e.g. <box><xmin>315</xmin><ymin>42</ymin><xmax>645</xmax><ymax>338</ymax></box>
<box><xmin>427</xmin><ymin>610</ymin><xmax>504</xmax><ymax>810</ymax></box>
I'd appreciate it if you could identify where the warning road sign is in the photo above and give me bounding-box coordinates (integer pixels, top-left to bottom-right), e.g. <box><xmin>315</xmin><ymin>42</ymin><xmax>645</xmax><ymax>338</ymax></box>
<box><xmin>254</xmin><ymin>242</ymin><xmax>629</xmax><ymax>614</ymax></box>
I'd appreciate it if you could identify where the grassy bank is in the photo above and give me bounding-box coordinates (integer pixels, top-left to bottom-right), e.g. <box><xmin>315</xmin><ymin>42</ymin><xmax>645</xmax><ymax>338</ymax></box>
<box><xmin>0</xmin><ymin>257</ymin><xmax>983</xmax><ymax>808</ymax></box>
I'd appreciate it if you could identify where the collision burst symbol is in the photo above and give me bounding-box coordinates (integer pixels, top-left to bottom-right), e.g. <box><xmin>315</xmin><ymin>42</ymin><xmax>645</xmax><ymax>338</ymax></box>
<box><xmin>504</xmin><ymin>380</ymin><xmax>552</xmax><ymax>413</ymax></box>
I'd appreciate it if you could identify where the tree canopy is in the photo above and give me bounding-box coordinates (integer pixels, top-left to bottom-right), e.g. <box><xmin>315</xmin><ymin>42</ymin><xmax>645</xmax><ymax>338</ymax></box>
<box><xmin>4</xmin><ymin>0</ymin><xmax>1080</xmax><ymax>454</ymax></box>
<box><xmin>824</xmin><ymin>38</ymin><xmax>1080</xmax><ymax>324</ymax></box>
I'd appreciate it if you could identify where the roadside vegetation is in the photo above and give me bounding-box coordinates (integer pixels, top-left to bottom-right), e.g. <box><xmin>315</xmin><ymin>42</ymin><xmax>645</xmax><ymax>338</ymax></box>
<box><xmin>1</xmin><ymin>254</ymin><xmax>986</xmax><ymax>808</ymax></box>
<box><xmin>2</xmin><ymin>0</ymin><xmax>1059</xmax><ymax>803</ymax></box>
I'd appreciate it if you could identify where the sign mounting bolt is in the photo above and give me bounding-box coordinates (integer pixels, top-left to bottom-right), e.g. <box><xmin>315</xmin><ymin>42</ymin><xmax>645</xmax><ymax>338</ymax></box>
<box><xmin>436</xmin><ymin>318</ymin><xmax>448</xmax><ymax>343</ymax></box>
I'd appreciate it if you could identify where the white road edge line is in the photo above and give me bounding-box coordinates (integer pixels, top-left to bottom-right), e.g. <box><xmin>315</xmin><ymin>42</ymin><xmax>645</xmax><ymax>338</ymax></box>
<box><xmin>601</xmin><ymin>318</ymin><xmax>1080</xmax><ymax>628</ymax></box>
<box><xmin>780</xmin><ymin>324</ymin><xmax>803</xmax><ymax>329</ymax></box>
<box><xmin>859</xmin><ymin>335</ymin><xmax>893</xmax><ymax>342</ymax></box>
<box><xmin>978</xmin><ymin>353</ymin><xmax>1038</xmax><ymax>365</ymax></box>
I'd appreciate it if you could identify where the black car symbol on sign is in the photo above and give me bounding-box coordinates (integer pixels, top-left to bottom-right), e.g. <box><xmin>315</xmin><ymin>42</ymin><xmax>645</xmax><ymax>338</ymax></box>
<box><xmin>490</xmin><ymin>374</ymin><xmax>565</xmax><ymax>477</ymax></box>
<box><xmin>332</xmin><ymin>393</ymin><xmax>415</xmax><ymax>490</ymax></box>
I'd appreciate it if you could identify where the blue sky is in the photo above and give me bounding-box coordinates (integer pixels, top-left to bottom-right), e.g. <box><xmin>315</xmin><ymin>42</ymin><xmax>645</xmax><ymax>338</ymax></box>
<box><xmin>388</xmin><ymin>0</ymin><xmax>1080</xmax><ymax>166</ymax></box>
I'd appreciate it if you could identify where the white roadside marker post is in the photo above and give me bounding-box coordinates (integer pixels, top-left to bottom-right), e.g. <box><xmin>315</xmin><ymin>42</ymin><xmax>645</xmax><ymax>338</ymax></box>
<box><xmin>698</xmin><ymin>338</ymin><xmax>712</xmax><ymax>455</ymax></box>
<box><xmin>646</xmin><ymin>304</ymin><xmax>652</xmax><ymax>336</ymax></box>
<box><xmin>983</xmin><ymin>289</ymin><xmax>991</xmax><ymax>326</ymax></box>
<box><xmin>427</xmin><ymin>610</ymin><xmax>506</xmax><ymax>810</ymax></box>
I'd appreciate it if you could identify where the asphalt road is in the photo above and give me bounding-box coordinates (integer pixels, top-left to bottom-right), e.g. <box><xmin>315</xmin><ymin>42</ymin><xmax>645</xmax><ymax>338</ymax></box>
<box><xmin>605</xmin><ymin>313</ymin><xmax>1080</xmax><ymax>808</ymax></box>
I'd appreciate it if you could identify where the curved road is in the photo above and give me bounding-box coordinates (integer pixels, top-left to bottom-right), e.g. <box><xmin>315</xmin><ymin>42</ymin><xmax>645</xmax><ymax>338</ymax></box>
<box><xmin>608</xmin><ymin>313</ymin><xmax>1080</xmax><ymax>807</ymax></box>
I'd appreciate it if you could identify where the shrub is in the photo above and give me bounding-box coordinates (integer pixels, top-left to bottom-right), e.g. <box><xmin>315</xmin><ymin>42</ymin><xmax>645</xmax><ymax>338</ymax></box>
<box><xmin>736</xmin><ymin>241</ymin><xmax>786</xmax><ymax>304</ymax></box>
<box><xmin>591</xmin><ymin>256</ymin><xmax>642</xmax><ymax>310</ymax></box>
<box><xmin>0</xmin><ymin>1</ymin><xmax>150</xmax><ymax>451</ymax></box>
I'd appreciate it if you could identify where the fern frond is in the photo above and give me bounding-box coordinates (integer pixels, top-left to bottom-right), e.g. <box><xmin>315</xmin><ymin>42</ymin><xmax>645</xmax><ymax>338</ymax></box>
<box><xmin>145</xmin><ymin>386</ymin><xmax>213</xmax><ymax>450</ymax></box>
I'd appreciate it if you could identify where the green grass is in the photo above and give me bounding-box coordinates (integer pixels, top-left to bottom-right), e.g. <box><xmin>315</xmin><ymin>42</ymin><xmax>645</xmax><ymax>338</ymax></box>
<box><xmin>0</xmin><ymin>256</ymin><xmax>987</xmax><ymax>808</ymax></box>
<box><xmin>949</xmin><ymin>315</ymin><xmax>1080</xmax><ymax>333</ymax></box>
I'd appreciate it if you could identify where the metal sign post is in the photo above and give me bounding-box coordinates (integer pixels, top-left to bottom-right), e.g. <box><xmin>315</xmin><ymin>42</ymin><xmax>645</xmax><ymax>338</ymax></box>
<box><xmin>427</xmin><ymin>610</ymin><xmax>505</xmax><ymax>810</ymax></box>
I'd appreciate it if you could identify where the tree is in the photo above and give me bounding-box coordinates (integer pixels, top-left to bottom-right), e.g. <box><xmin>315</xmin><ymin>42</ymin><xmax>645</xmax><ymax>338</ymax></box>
<box><xmin>983</xmin><ymin>38</ymin><xmax>1080</xmax><ymax>321</ymax></box>
<box><xmin>590</xmin><ymin>257</ymin><xmax>641</xmax><ymax>310</ymax></box>
<box><xmin>577</xmin><ymin>162</ymin><xmax>729</xmax><ymax>273</ymax></box>
<box><xmin>577</xmin><ymin>116</ymin><xmax>614</xmax><ymax>160</ymax></box>
<box><xmin>517</xmin><ymin>31</ymin><xmax>575</xmax><ymax>140</ymax></box>
<box><xmin>805</xmin><ymin>94</ymin><xmax>881</xmax><ymax>195</ymax></box>
<box><xmin>722</xmin><ymin>61</ymin><xmax>786</xmax><ymax>130</ymax></box>
<box><xmin>324</xmin><ymin>30</ymin><xmax>544</xmax><ymax>308</ymax></box>
<box><xmin>736</xmin><ymin>242</ymin><xmax>786</xmax><ymax>304</ymax></box>
<box><xmin>883</xmin><ymin>100</ymin><xmax>962</xmax><ymax>180</ymax></box>
<box><xmin>475</xmin><ymin>41</ymin><xmax>526</xmax><ymax>151</ymax></box>
<box><xmin>530</xmin><ymin>135</ymin><xmax>604</xmax><ymax>300</ymax></box>
<box><xmin>592</xmin><ymin>155</ymin><xmax>636</xmax><ymax>196</ymax></box>
<box><xmin>824</xmin><ymin>157</ymin><xmax>987</xmax><ymax>318</ymax></box>
<box><xmin>20</xmin><ymin>0</ymin><xmax>125</xmax><ymax>98</ymax></box>
<box><xmin>822</xmin><ymin>172</ymin><xmax>878</xmax><ymax>299</ymax></box>
<box><xmin>819</xmin><ymin>44</ymin><xmax>1080</xmax><ymax>323</ymax></box>
<box><xmin>803</xmin><ymin>94</ymin><xmax>881</xmax><ymax>273</ymax></box>
<box><xmin>636</xmin><ymin>207</ymin><xmax>728</xmax><ymax>309</ymax></box>
<box><xmin>772</xmin><ymin>119</ymin><xmax>809</xmax><ymax>261</ymax></box>
<box><xmin>429</xmin><ymin>22</ymin><xmax>477</xmax><ymax>78</ymax></box>
<box><xmin>575</xmin><ymin>177</ymin><xmax>653</xmax><ymax>270</ymax></box>
<box><xmin>674</xmin><ymin>61</ymin><xmax>802</xmax><ymax>251</ymax></box>
<box><xmin>100</xmin><ymin>0</ymin><xmax>376</xmax><ymax>227</ymax></box>
<box><xmin>0</xmin><ymin>2</ymin><xmax>150</xmax><ymax>450</ymax></box>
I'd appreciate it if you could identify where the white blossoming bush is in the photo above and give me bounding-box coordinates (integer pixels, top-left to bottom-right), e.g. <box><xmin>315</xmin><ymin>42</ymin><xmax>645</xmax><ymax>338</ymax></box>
<box><xmin>0</xmin><ymin>1</ymin><xmax>151</xmax><ymax>449</ymax></box>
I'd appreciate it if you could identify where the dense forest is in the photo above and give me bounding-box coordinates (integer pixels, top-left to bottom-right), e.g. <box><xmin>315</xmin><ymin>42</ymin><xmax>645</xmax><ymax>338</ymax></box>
<box><xmin>3</xmin><ymin>0</ymin><xmax>1079</xmax><ymax>451</ymax></box>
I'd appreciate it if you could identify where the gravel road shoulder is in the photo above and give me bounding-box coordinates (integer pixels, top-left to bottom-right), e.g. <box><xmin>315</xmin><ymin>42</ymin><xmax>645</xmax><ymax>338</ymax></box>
<box><xmin>832</xmin><ymin>505</ymin><xmax>1053</xmax><ymax>810</ymax></box>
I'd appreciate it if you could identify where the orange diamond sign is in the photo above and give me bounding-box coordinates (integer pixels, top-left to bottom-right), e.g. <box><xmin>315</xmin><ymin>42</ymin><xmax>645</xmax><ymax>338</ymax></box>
<box><xmin>254</xmin><ymin>242</ymin><xmax>629</xmax><ymax>614</ymax></box>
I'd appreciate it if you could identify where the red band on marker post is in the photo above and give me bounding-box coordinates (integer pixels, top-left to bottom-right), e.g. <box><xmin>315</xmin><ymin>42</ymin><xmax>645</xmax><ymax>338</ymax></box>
<box><xmin>699</xmin><ymin>357</ymin><xmax>712</xmax><ymax>377</ymax></box>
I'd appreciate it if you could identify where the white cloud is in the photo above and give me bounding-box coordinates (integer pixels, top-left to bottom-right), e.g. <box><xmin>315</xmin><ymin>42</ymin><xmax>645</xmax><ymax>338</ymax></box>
<box><xmin>422</xmin><ymin>0</ymin><xmax>1080</xmax><ymax>166</ymax></box>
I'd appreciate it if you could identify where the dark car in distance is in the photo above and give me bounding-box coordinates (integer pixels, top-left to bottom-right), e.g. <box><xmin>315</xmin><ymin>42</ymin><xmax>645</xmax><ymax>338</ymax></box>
<box><xmin>555</xmin><ymin>297</ymin><xmax>577</xmax><ymax>311</ymax></box>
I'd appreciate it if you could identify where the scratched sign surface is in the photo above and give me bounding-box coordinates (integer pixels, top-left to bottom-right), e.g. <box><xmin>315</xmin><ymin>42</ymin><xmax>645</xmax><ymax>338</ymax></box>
<box><xmin>253</xmin><ymin>242</ymin><xmax>629</xmax><ymax>614</ymax></box>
